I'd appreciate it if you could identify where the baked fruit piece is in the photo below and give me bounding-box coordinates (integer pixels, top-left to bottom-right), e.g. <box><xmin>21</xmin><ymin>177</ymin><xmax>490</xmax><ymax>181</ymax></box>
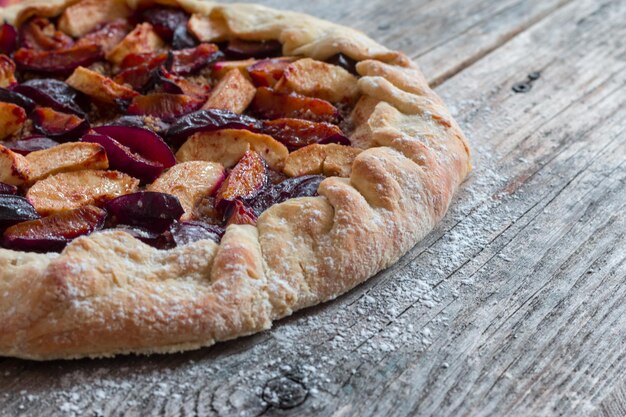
<box><xmin>0</xmin><ymin>0</ymin><xmax>471</xmax><ymax>360</ymax></box>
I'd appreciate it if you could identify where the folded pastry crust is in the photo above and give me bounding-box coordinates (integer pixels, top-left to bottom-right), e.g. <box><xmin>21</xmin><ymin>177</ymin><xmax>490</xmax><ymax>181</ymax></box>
<box><xmin>0</xmin><ymin>0</ymin><xmax>471</xmax><ymax>360</ymax></box>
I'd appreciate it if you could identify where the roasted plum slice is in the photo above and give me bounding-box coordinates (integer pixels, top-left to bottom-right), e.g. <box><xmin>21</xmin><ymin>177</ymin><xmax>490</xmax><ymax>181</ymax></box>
<box><xmin>224</xmin><ymin>200</ymin><xmax>257</xmax><ymax>226</ymax></box>
<box><xmin>31</xmin><ymin>107</ymin><xmax>89</xmax><ymax>141</ymax></box>
<box><xmin>82</xmin><ymin>133</ymin><xmax>167</xmax><ymax>184</ymax></box>
<box><xmin>0</xmin><ymin>182</ymin><xmax>17</xmax><ymax>195</ymax></box>
<box><xmin>2</xmin><ymin>205</ymin><xmax>105</xmax><ymax>252</ymax></box>
<box><xmin>169</xmin><ymin>221</ymin><xmax>223</xmax><ymax>246</ymax></box>
<box><xmin>13</xmin><ymin>44</ymin><xmax>103</xmax><ymax>75</ymax></box>
<box><xmin>0</xmin><ymin>23</ymin><xmax>18</xmax><ymax>56</ymax></box>
<box><xmin>0</xmin><ymin>55</ymin><xmax>16</xmax><ymax>89</ymax></box>
<box><xmin>0</xmin><ymin>194</ymin><xmax>41</xmax><ymax>230</ymax></box>
<box><xmin>76</xmin><ymin>19</ymin><xmax>131</xmax><ymax>53</ymax></box>
<box><xmin>114</xmin><ymin>63</ymin><xmax>157</xmax><ymax>91</ymax></box>
<box><xmin>215</xmin><ymin>150</ymin><xmax>268</xmax><ymax>212</ymax></box>
<box><xmin>105</xmin><ymin>191</ymin><xmax>184</xmax><ymax>232</ymax></box>
<box><xmin>119</xmin><ymin>51</ymin><xmax>168</xmax><ymax>70</ymax></box>
<box><xmin>139</xmin><ymin>6</ymin><xmax>189</xmax><ymax>42</ymax></box>
<box><xmin>262</xmin><ymin>118</ymin><xmax>350</xmax><ymax>151</ymax></box>
<box><xmin>4</xmin><ymin>135</ymin><xmax>60</xmax><ymax>155</ymax></box>
<box><xmin>115</xmin><ymin>224</ymin><xmax>172</xmax><ymax>249</ymax></box>
<box><xmin>251</xmin><ymin>87</ymin><xmax>341</xmax><ymax>124</ymax></box>
<box><xmin>248</xmin><ymin>57</ymin><xmax>296</xmax><ymax>87</ymax></box>
<box><xmin>14</xmin><ymin>79</ymin><xmax>90</xmax><ymax>116</ymax></box>
<box><xmin>0</xmin><ymin>88</ymin><xmax>36</xmax><ymax>114</ymax></box>
<box><xmin>172</xmin><ymin>26</ymin><xmax>197</xmax><ymax>50</ymax></box>
<box><xmin>144</xmin><ymin>67</ymin><xmax>210</xmax><ymax>98</ymax></box>
<box><xmin>106</xmin><ymin>115</ymin><xmax>170</xmax><ymax>133</ymax></box>
<box><xmin>19</xmin><ymin>17</ymin><xmax>74</xmax><ymax>51</ymax></box>
<box><xmin>327</xmin><ymin>53</ymin><xmax>358</xmax><ymax>75</ymax></box>
<box><xmin>247</xmin><ymin>175</ymin><xmax>324</xmax><ymax>216</ymax></box>
<box><xmin>127</xmin><ymin>93</ymin><xmax>205</xmax><ymax>122</ymax></box>
<box><xmin>170</xmin><ymin>43</ymin><xmax>221</xmax><ymax>75</ymax></box>
<box><xmin>225</xmin><ymin>39</ymin><xmax>282</xmax><ymax>59</ymax></box>
<box><xmin>92</xmin><ymin>125</ymin><xmax>176</xmax><ymax>168</ymax></box>
<box><xmin>166</xmin><ymin>109</ymin><xmax>262</xmax><ymax>147</ymax></box>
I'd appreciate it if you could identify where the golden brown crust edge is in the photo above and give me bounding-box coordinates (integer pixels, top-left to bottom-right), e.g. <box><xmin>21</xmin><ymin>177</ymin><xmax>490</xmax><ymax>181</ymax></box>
<box><xmin>0</xmin><ymin>0</ymin><xmax>471</xmax><ymax>360</ymax></box>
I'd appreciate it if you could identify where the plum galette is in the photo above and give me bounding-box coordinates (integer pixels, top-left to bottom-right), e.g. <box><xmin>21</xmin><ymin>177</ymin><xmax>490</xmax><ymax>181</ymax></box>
<box><xmin>0</xmin><ymin>0</ymin><xmax>471</xmax><ymax>359</ymax></box>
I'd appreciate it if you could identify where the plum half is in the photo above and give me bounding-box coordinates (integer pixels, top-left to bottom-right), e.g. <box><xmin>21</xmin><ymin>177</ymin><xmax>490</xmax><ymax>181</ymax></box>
<box><xmin>105</xmin><ymin>191</ymin><xmax>184</xmax><ymax>232</ymax></box>
<box><xmin>14</xmin><ymin>78</ymin><xmax>90</xmax><ymax>116</ymax></box>
<box><xmin>2</xmin><ymin>205</ymin><xmax>105</xmax><ymax>252</ymax></box>
<box><xmin>165</xmin><ymin>109</ymin><xmax>262</xmax><ymax>147</ymax></box>
<box><xmin>262</xmin><ymin>118</ymin><xmax>350</xmax><ymax>151</ymax></box>
<box><xmin>0</xmin><ymin>194</ymin><xmax>40</xmax><ymax>230</ymax></box>
<box><xmin>247</xmin><ymin>175</ymin><xmax>324</xmax><ymax>216</ymax></box>
<box><xmin>31</xmin><ymin>107</ymin><xmax>89</xmax><ymax>141</ymax></box>
<box><xmin>216</xmin><ymin>150</ymin><xmax>268</xmax><ymax>213</ymax></box>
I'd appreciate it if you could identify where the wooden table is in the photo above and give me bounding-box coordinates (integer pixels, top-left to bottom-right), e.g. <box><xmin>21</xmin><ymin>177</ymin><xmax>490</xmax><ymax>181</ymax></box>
<box><xmin>1</xmin><ymin>0</ymin><xmax>625</xmax><ymax>415</ymax></box>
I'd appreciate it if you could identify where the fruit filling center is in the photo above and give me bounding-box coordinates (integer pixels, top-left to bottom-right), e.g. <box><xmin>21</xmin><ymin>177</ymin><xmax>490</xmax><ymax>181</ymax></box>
<box><xmin>0</xmin><ymin>1</ymin><xmax>364</xmax><ymax>252</ymax></box>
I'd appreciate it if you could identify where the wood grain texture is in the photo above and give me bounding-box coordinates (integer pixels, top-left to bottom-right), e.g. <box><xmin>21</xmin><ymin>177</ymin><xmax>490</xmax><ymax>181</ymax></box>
<box><xmin>1</xmin><ymin>0</ymin><xmax>625</xmax><ymax>416</ymax></box>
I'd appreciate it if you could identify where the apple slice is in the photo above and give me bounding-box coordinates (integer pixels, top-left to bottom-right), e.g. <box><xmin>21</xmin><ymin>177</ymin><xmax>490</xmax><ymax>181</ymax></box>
<box><xmin>0</xmin><ymin>102</ymin><xmax>26</xmax><ymax>140</ymax></box>
<box><xmin>248</xmin><ymin>57</ymin><xmax>296</xmax><ymax>87</ymax></box>
<box><xmin>212</xmin><ymin>59</ymin><xmax>257</xmax><ymax>79</ymax></box>
<box><xmin>148</xmin><ymin>161</ymin><xmax>225</xmax><ymax>221</ymax></box>
<box><xmin>202</xmin><ymin>68</ymin><xmax>256</xmax><ymax>114</ymax></box>
<box><xmin>2</xmin><ymin>205</ymin><xmax>106</xmax><ymax>252</ymax></box>
<box><xmin>26</xmin><ymin>169</ymin><xmax>139</xmax><ymax>215</ymax></box>
<box><xmin>176</xmin><ymin>129</ymin><xmax>288</xmax><ymax>171</ymax></box>
<box><xmin>25</xmin><ymin>142</ymin><xmax>108</xmax><ymax>183</ymax></box>
<box><xmin>58</xmin><ymin>0</ymin><xmax>131</xmax><ymax>37</ymax></box>
<box><xmin>66</xmin><ymin>66</ymin><xmax>139</xmax><ymax>105</ymax></box>
<box><xmin>106</xmin><ymin>23</ymin><xmax>164</xmax><ymax>65</ymax></box>
<box><xmin>283</xmin><ymin>144</ymin><xmax>362</xmax><ymax>178</ymax></box>
<box><xmin>0</xmin><ymin>55</ymin><xmax>16</xmax><ymax>88</ymax></box>
<box><xmin>275</xmin><ymin>58</ymin><xmax>360</xmax><ymax>104</ymax></box>
<box><xmin>215</xmin><ymin>150</ymin><xmax>268</xmax><ymax>212</ymax></box>
<box><xmin>251</xmin><ymin>87</ymin><xmax>340</xmax><ymax>124</ymax></box>
<box><xmin>0</xmin><ymin>145</ymin><xmax>30</xmax><ymax>186</ymax></box>
<box><xmin>187</xmin><ymin>14</ymin><xmax>229</xmax><ymax>43</ymax></box>
<box><xmin>30</xmin><ymin>107</ymin><xmax>89</xmax><ymax>142</ymax></box>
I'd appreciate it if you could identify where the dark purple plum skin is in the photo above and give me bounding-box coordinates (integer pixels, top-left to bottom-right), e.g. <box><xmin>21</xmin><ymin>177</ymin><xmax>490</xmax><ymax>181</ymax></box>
<box><xmin>0</xmin><ymin>182</ymin><xmax>17</xmax><ymax>195</ymax></box>
<box><xmin>105</xmin><ymin>191</ymin><xmax>184</xmax><ymax>232</ymax></box>
<box><xmin>139</xmin><ymin>7</ymin><xmax>188</xmax><ymax>42</ymax></box>
<box><xmin>31</xmin><ymin>109</ymin><xmax>90</xmax><ymax>142</ymax></box>
<box><xmin>105</xmin><ymin>115</ymin><xmax>171</xmax><ymax>135</ymax></box>
<box><xmin>165</xmin><ymin>109</ymin><xmax>262</xmax><ymax>147</ymax></box>
<box><xmin>4</xmin><ymin>136</ymin><xmax>60</xmax><ymax>155</ymax></box>
<box><xmin>0</xmin><ymin>88</ymin><xmax>36</xmax><ymax>114</ymax></box>
<box><xmin>0</xmin><ymin>23</ymin><xmax>18</xmax><ymax>56</ymax></box>
<box><xmin>224</xmin><ymin>39</ymin><xmax>282</xmax><ymax>59</ymax></box>
<box><xmin>93</xmin><ymin>125</ymin><xmax>176</xmax><ymax>168</ymax></box>
<box><xmin>13</xmin><ymin>79</ymin><xmax>90</xmax><ymax>117</ymax></box>
<box><xmin>326</xmin><ymin>53</ymin><xmax>358</xmax><ymax>75</ymax></box>
<box><xmin>247</xmin><ymin>175</ymin><xmax>324</xmax><ymax>216</ymax></box>
<box><xmin>81</xmin><ymin>133</ymin><xmax>165</xmax><ymax>183</ymax></box>
<box><xmin>169</xmin><ymin>221</ymin><xmax>223</xmax><ymax>246</ymax></box>
<box><xmin>0</xmin><ymin>195</ymin><xmax>40</xmax><ymax>230</ymax></box>
<box><xmin>115</xmin><ymin>225</ymin><xmax>173</xmax><ymax>249</ymax></box>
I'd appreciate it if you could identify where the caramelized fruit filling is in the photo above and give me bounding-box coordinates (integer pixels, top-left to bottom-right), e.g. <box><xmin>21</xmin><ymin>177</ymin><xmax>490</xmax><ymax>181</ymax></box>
<box><xmin>0</xmin><ymin>1</ymin><xmax>362</xmax><ymax>252</ymax></box>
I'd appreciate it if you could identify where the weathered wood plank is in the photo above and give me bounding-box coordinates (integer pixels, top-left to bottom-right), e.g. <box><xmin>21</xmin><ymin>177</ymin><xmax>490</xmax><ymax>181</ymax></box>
<box><xmin>1</xmin><ymin>0</ymin><xmax>625</xmax><ymax>416</ymax></box>
<box><xmin>218</xmin><ymin>0</ymin><xmax>570</xmax><ymax>86</ymax></box>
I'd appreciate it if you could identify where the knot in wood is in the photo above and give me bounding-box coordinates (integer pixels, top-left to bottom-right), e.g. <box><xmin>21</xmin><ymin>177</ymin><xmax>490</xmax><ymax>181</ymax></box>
<box><xmin>262</xmin><ymin>376</ymin><xmax>308</xmax><ymax>409</ymax></box>
<box><xmin>512</xmin><ymin>82</ymin><xmax>532</xmax><ymax>93</ymax></box>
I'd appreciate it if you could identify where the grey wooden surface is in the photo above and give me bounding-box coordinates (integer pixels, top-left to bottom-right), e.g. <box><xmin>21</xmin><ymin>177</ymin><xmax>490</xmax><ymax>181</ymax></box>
<box><xmin>1</xmin><ymin>0</ymin><xmax>625</xmax><ymax>416</ymax></box>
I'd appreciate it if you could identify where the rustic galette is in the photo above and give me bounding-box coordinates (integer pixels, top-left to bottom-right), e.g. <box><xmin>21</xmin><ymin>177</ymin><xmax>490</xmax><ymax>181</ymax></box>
<box><xmin>0</xmin><ymin>0</ymin><xmax>471</xmax><ymax>359</ymax></box>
